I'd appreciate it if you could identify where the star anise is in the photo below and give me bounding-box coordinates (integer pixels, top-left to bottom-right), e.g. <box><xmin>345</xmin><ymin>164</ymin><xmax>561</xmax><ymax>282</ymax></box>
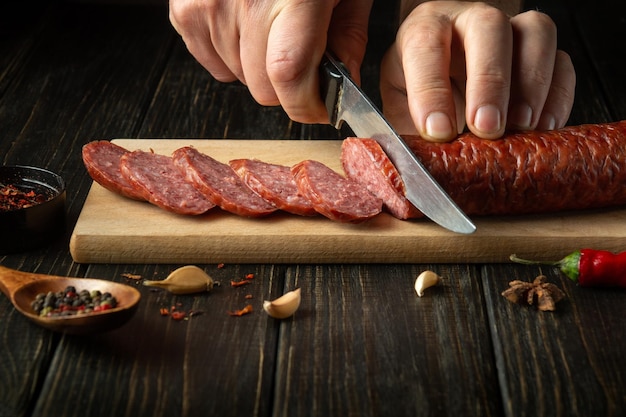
<box><xmin>501</xmin><ymin>275</ymin><xmax>565</xmax><ymax>311</ymax></box>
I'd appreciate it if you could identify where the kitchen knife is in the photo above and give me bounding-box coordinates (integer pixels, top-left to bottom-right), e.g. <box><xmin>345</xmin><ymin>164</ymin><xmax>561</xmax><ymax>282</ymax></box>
<box><xmin>320</xmin><ymin>52</ymin><xmax>476</xmax><ymax>234</ymax></box>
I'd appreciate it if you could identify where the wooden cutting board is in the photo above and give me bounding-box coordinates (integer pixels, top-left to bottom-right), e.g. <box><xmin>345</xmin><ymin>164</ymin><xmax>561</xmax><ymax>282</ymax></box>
<box><xmin>70</xmin><ymin>139</ymin><xmax>626</xmax><ymax>264</ymax></box>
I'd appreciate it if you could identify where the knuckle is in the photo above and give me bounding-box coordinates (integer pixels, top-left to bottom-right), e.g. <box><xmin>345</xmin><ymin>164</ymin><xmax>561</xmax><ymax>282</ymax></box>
<box><xmin>515</xmin><ymin>9</ymin><xmax>556</xmax><ymax>32</ymax></box>
<box><xmin>467</xmin><ymin>3</ymin><xmax>510</xmax><ymax>27</ymax></box>
<box><xmin>266</xmin><ymin>50</ymin><xmax>309</xmax><ymax>86</ymax></box>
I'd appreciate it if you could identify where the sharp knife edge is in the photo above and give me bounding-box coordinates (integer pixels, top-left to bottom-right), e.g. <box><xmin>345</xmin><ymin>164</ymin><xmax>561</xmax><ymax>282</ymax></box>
<box><xmin>321</xmin><ymin>52</ymin><xmax>476</xmax><ymax>234</ymax></box>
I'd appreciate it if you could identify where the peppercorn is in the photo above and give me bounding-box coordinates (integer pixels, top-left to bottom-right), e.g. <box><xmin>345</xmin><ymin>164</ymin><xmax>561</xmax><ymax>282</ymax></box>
<box><xmin>31</xmin><ymin>286</ymin><xmax>119</xmax><ymax>317</ymax></box>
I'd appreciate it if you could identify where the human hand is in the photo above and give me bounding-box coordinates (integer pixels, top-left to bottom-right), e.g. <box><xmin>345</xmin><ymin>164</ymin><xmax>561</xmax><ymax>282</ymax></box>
<box><xmin>380</xmin><ymin>1</ymin><xmax>576</xmax><ymax>141</ymax></box>
<box><xmin>169</xmin><ymin>0</ymin><xmax>372</xmax><ymax>124</ymax></box>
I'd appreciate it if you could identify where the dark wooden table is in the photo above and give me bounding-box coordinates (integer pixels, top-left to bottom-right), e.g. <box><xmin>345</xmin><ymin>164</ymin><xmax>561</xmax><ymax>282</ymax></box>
<box><xmin>2</xmin><ymin>1</ymin><xmax>625</xmax><ymax>416</ymax></box>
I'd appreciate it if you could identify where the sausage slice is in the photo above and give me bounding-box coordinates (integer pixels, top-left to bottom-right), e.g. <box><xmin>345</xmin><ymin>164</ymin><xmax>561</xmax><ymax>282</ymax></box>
<box><xmin>173</xmin><ymin>147</ymin><xmax>277</xmax><ymax>217</ymax></box>
<box><xmin>82</xmin><ymin>141</ymin><xmax>144</xmax><ymax>201</ymax></box>
<box><xmin>120</xmin><ymin>150</ymin><xmax>215</xmax><ymax>215</ymax></box>
<box><xmin>230</xmin><ymin>158</ymin><xmax>317</xmax><ymax>216</ymax></box>
<box><xmin>291</xmin><ymin>159</ymin><xmax>382</xmax><ymax>223</ymax></box>
<box><xmin>341</xmin><ymin>138</ymin><xmax>421</xmax><ymax>219</ymax></box>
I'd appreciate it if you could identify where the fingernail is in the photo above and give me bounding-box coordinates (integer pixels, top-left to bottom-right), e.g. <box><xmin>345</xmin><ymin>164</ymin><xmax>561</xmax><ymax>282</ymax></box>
<box><xmin>539</xmin><ymin>113</ymin><xmax>556</xmax><ymax>130</ymax></box>
<box><xmin>510</xmin><ymin>104</ymin><xmax>533</xmax><ymax>129</ymax></box>
<box><xmin>425</xmin><ymin>112</ymin><xmax>453</xmax><ymax>141</ymax></box>
<box><xmin>474</xmin><ymin>105</ymin><xmax>502</xmax><ymax>135</ymax></box>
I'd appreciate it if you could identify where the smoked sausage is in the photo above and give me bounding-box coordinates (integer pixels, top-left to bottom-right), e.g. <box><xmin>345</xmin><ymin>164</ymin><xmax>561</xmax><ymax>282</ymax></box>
<box><xmin>405</xmin><ymin>120</ymin><xmax>626</xmax><ymax>215</ymax></box>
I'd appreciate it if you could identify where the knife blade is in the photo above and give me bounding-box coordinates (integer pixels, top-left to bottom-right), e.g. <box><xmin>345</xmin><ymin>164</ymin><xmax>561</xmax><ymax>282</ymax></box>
<box><xmin>320</xmin><ymin>52</ymin><xmax>476</xmax><ymax>234</ymax></box>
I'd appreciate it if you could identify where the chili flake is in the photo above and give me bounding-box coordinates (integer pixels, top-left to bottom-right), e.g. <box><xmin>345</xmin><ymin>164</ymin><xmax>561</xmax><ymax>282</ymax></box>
<box><xmin>231</xmin><ymin>280</ymin><xmax>250</xmax><ymax>287</ymax></box>
<box><xmin>171</xmin><ymin>311</ymin><xmax>186</xmax><ymax>321</ymax></box>
<box><xmin>228</xmin><ymin>304</ymin><xmax>253</xmax><ymax>317</ymax></box>
<box><xmin>121</xmin><ymin>273</ymin><xmax>142</xmax><ymax>280</ymax></box>
<box><xmin>1</xmin><ymin>183</ymin><xmax>48</xmax><ymax>211</ymax></box>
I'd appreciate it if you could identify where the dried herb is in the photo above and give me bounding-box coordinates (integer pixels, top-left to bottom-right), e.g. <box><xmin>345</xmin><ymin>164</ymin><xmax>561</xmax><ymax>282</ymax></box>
<box><xmin>502</xmin><ymin>275</ymin><xmax>565</xmax><ymax>311</ymax></box>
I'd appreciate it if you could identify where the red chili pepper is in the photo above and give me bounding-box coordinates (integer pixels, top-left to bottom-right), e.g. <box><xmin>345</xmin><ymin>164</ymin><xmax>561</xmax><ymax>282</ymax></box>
<box><xmin>510</xmin><ymin>250</ymin><xmax>626</xmax><ymax>287</ymax></box>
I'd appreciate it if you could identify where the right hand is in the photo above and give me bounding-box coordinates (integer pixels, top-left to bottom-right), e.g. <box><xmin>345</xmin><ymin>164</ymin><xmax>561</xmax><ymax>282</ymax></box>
<box><xmin>169</xmin><ymin>0</ymin><xmax>372</xmax><ymax>124</ymax></box>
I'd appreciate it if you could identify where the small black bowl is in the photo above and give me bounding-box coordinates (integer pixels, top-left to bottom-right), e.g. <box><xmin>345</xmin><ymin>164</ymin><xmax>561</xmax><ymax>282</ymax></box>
<box><xmin>0</xmin><ymin>166</ymin><xmax>66</xmax><ymax>254</ymax></box>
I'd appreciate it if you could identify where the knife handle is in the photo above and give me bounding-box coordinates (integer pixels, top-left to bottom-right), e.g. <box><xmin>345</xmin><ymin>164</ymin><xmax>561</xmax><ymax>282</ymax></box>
<box><xmin>319</xmin><ymin>53</ymin><xmax>344</xmax><ymax>129</ymax></box>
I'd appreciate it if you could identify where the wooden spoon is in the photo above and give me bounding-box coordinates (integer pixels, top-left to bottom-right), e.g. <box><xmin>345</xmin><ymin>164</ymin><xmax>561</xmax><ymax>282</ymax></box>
<box><xmin>0</xmin><ymin>265</ymin><xmax>141</xmax><ymax>334</ymax></box>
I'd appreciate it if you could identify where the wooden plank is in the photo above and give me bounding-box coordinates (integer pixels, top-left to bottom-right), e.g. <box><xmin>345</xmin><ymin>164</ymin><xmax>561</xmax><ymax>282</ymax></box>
<box><xmin>480</xmin><ymin>2</ymin><xmax>626</xmax><ymax>416</ymax></box>
<box><xmin>0</xmin><ymin>3</ymin><xmax>176</xmax><ymax>416</ymax></box>
<box><xmin>272</xmin><ymin>264</ymin><xmax>503</xmax><ymax>417</ymax></box>
<box><xmin>482</xmin><ymin>264</ymin><xmax>626</xmax><ymax>416</ymax></box>
<box><xmin>30</xmin><ymin>263</ymin><xmax>280</xmax><ymax>417</ymax></box>
<box><xmin>71</xmin><ymin>138</ymin><xmax>626</xmax><ymax>264</ymax></box>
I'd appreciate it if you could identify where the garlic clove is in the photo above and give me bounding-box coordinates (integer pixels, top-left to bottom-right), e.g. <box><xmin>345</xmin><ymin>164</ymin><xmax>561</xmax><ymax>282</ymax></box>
<box><xmin>414</xmin><ymin>270</ymin><xmax>441</xmax><ymax>297</ymax></box>
<box><xmin>143</xmin><ymin>265</ymin><xmax>214</xmax><ymax>294</ymax></box>
<box><xmin>263</xmin><ymin>288</ymin><xmax>301</xmax><ymax>319</ymax></box>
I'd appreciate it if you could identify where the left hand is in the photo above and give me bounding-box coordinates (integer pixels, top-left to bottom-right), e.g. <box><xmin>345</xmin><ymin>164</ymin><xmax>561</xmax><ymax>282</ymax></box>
<box><xmin>380</xmin><ymin>1</ymin><xmax>576</xmax><ymax>141</ymax></box>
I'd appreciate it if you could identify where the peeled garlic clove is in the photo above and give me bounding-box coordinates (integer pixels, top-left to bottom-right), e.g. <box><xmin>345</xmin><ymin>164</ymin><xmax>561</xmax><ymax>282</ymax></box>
<box><xmin>143</xmin><ymin>265</ymin><xmax>214</xmax><ymax>295</ymax></box>
<box><xmin>414</xmin><ymin>270</ymin><xmax>440</xmax><ymax>297</ymax></box>
<box><xmin>263</xmin><ymin>288</ymin><xmax>301</xmax><ymax>319</ymax></box>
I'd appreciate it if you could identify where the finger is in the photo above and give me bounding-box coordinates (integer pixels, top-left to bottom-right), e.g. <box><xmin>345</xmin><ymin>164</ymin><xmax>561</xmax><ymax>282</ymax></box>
<box><xmin>266</xmin><ymin>1</ymin><xmax>336</xmax><ymax>124</ymax></box>
<box><xmin>507</xmin><ymin>10</ymin><xmax>557</xmax><ymax>130</ymax></box>
<box><xmin>327</xmin><ymin>0</ymin><xmax>373</xmax><ymax>85</ymax></box>
<box><xmin>461</xmin><ymin>4</ymin><xmax>513</xmax><ymax>139</ymax></box>
<box><xmin>169</xmin><ymin>0</ymin><xmax>238</xmax><ymax>82</ymax></box>
<box><xmin>396</xmin><ymin>2</ymin><xmax>458</xmax><ymax>141</ymax></box>
<box><xmin>537</xmin><ymin>50</ymin><xmax>576</xmax><ymax>130</ymax></box>
<box><xmin>380</xmin><ymin>45</ymin><xmax>417</xmax><ymax>135</ymax></box>
<box><xmin>239</xmin><ymin>4</ymin><xmax>279</xmax><ymax>105</ymax></box>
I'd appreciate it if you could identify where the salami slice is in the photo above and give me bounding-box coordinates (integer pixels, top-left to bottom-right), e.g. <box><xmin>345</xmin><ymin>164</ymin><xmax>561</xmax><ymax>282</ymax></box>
<box><xmin>291</xmin><ymin>159</ymin><xmax>382</xmax><ymax>223</ymax></box>
<box><xmin>406</xmin><ymin>120</ymin><xmax>626</xmax><ymax>215</ymax></box>
<box><xmin>82</xmin><ymin>141</ymin><xmax>144</xmax><ymax>200</ymax></box>
<box><xmin>172</xmin><ymin>147</ymin><xmax>277</xmax><ymax>217</ymax></box>
<box><xmin>341</xmin><ymin>138</ymin><xmax>421</xmax><ymax>219</ymax></box>
<box><xmin>120</xmin><ymin>150</ymin><xmax>215</xmax><ymax>215</ymax></box>
<box><xmin>229</xmin><ymin>159</ymin><xmax>317</xmax><ymax>216</ymax></box>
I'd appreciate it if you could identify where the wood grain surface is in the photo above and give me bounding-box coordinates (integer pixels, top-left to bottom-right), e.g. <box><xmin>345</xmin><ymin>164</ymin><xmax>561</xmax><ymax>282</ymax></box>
<box><xmin>2</xmin><ymin>1</ymin><xmax>626</xmax><ymax>417</ymax></box>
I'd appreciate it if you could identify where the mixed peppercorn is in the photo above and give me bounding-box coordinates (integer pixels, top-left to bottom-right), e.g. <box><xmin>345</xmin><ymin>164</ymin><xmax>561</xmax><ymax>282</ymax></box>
<box><xmin>31</xmin><ymin>286</ymin><xmax>118</xmax><ymax>317</ymax></box>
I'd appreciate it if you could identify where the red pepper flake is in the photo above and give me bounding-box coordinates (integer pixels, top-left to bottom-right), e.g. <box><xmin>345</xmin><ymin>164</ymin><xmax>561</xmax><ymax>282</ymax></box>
<box><xmin>228</xmin><ymin>304</ymin><xmax>253</xmax><ymax>317</ymax></box>
<box><xmin>171</xmin><ymin>311</ymin><xmax>186</xmax><ymax>321</ymax></box>
<box><xmin>231</xmin><ymin>280</ymin><xmax>250</xmax><ymax>287</ymax></box>
<box><xmin>244</xmin><ymin>294</ymin><xmax>253</xmax><ymax>299</ymax></box>
<box><xmin>217</xmin><ymin>263</ymin><xmax>225</xmax><ymax>269</ymax></box>
<box><xmin>245</xmin><ymin>273</ymin><xmax>254</xmax><ymax>280</ymax></box>
<box><xmin>0</xmin><ymin>183</ymin><xmax>48</xmax><ymax>211</ymax></box>
<box><xmin>159</xmin><ymin>308</ymin><xmax>170</xmax><ymax>316</ymax></box>
<box><xmin>121</xmin><ymin>273</ymin><xmax>142</xmax><ymax>280</ymax></box>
